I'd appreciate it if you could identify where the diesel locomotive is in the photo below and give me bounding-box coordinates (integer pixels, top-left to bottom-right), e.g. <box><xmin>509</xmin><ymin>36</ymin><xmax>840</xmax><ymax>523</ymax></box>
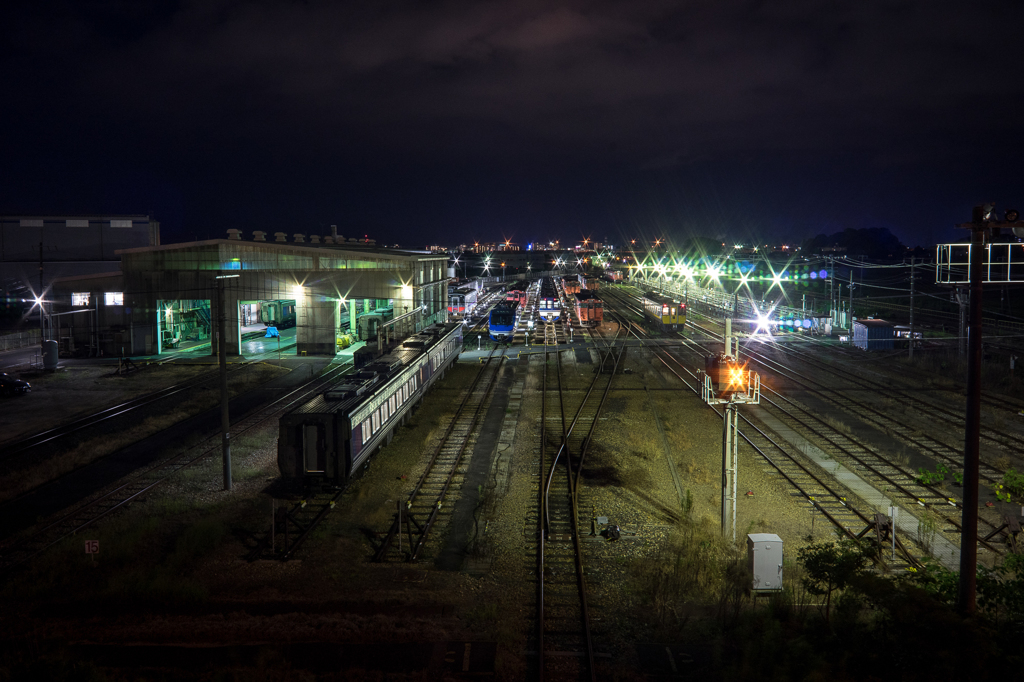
<box><xmin>573</xmin><ymin>290</ymin><xmax>603</xmax><ymax>326</ymax></box>
<box><xmin>277</xmin><ymin>322</ymin><xmax>463</xmax><ymax>491</ymax></box>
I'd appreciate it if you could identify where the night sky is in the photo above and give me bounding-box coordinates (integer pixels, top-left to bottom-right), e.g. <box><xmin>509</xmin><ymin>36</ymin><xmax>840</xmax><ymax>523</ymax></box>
<box><xmin>2</xmin><ymin>1</ymin><xmax>1022</xmax><ymax>250</ymax></box>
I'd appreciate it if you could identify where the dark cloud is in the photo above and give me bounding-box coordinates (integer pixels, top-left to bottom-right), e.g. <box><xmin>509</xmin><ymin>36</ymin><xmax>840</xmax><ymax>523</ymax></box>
<box><xmin>2</xmin><ymin>0</ymin><xmax>1023</xmax><ymax>247</ymax></box>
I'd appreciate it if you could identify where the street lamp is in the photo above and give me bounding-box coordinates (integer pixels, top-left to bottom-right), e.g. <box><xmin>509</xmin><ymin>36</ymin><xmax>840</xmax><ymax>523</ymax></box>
<box><xmin>215</xmin><ymin>273</ymin><xmax>240</xmax><ymax>491</ymax></box>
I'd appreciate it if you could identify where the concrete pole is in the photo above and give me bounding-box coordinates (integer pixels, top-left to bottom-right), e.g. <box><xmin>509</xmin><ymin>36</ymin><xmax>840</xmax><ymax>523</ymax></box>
<box><xmin>829</xmin><ymin>256</ymin><xmax>835</xmax><ymax>323</ymax></box>
<box><xmin>849</xmin><ymin>271</ymin><xmax>854</xmax><ymax>329</ymax></box>
<box><xmin>909</xmin><ymin>257</ymin><xmax>915</xmax><ymax>360</ymax></box>
<box><xmin>958</xmin><ymin>288</ymin><xmax>967</xmax><ymax>357</ymax></box>
<box><xmin>731</xmin><ymin>405</ymin><xmax>739</xmax><ymax>544</ymax></box>
<box><xmin>218</xmin><ymin>277</ymin><xmax>233</xmax><ymax>491</ymax></box>
<box><xmin>721</xmin><ymin>404</ymin><xmax>731</xmax><ymax>539</ymax></box>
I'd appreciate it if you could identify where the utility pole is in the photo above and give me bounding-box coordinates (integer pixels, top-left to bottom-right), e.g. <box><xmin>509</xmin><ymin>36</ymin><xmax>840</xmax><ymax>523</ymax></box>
<box><xmin>957</xmin><ymin>208</ymin><xmax>986</xmax><ymax>615</ymax></box>
<box><xmin>837</xmin><ymin>284</ymin><xmax>843</xmax><ymax>328</ymax></box>
<box><xmin>946</xmin><ymin>203</ymin><xmax>1024</xmax><ymax>615</ymax></box>
<box><xmin>848</xmin><ymin>270</ymin><xmax>854</xmax><ymax>330</ymax></box>
<box><xmin>216</xmin><ymin>274</ymin><xmax>239</xmax><ymax>491</ymax></box>
<box><xmin>909</xmin><ymin>257</ymin><xmax>915</xmax><ymax>360</ymax></box>
<box><xmin>829</xmin><ymin>256</ymin><xmax>835</xmax><ymax>324</ymax></box>
<box><xmin>39</xmin><ymin>242</ymin><xmax>45</xmax><ymax>345</ymax></box>
<box><xmin>957</xmin><ymin>288</ymin><xmax>967</xmax><ymax>356</ymax></box>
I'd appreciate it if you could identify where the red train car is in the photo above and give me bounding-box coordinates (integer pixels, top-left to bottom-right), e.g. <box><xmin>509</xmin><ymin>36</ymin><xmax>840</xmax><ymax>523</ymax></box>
<box><xmin>574</xmin><ymin>290</ymin><xmax>603</xmax><ymax>326</ymax></box>
<box><xmin>562</xmin><ymin>277</ymin><xmax>581</xmax><ymax>296</ymax></box>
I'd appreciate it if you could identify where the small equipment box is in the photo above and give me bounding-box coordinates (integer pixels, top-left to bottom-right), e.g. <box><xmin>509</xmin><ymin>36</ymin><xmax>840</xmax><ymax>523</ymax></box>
<box><xmin>747</xmin><ymin>533</ymin><xmax>783</xmax><ymax>593</ymax></box>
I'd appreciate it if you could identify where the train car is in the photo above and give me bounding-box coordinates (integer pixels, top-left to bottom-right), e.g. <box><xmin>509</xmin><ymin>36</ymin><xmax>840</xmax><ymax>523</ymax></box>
<box><xmin>562</xmin><ymin>277</ymin><xmax>581</xmax><ymax>296</ymax></box>
<box><xmin>538</xmin><ymin>277</ymin><xmax>562</xmax><ymax>322</ymax></box>
<box><xmin>642</xmin><ymin>291</ymin><xmax>686</xmax><ymax>331</ymax></box>
<box><xmin>583</xmin><ymin>276</ymin><xmax>601</xmax><ymax>291</ymax></box>
<box><xmin>488</xmin><ymin>300</ymin><xmax>519</xmax><ymax>342</ymax></box>
<box><xmin>277</xmin><ymin>323</ymin><xmax>463</xmax><ymax>491</ymax></box>
<box><xmin>506</xmin><ymin>282</ymin><xmax>529</xmax><ymax>304</ymax></box>
<box><xmin>447</xmin><ymin>287</ymin><xmax>478</xmax><ymax>317</ymax></box>
<box><xmin>260</xmin><ymin>300</ymin><xmax>296</xmax><ymax>329</ymax></box>
<box><xmin>573</xmin><ymin>290</ymin><xmax>603</xmax><ymax>327</ymax></box>
<box><xmin>604</xmin><ymin>269</ymin><xmax>624</xmax><ymax>282</ymax></box>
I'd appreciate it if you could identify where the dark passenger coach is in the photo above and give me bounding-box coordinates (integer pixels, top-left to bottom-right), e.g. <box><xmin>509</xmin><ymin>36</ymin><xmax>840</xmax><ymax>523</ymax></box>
<box><xmin>277</xmin><ymin>322</ymin><xmax>462</xmax><ymax>491</ymax></box>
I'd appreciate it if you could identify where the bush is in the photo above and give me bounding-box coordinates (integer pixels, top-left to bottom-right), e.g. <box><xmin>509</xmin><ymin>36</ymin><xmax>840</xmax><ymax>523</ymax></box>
<box><xmin>1002</xmin><ymin>468</ymin><xmax>1024</xmax><ymax>499</ymax></box>
<box><xmin>797</xmin><ymin>538</ymin><xmax>869</xmax><ymax>624</ymax></box>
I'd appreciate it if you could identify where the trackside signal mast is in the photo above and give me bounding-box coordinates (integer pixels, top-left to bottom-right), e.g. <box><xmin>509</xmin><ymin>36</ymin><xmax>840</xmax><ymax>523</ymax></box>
<box><xmin>938</xmin><ymin>203</ymin><xmax>1024</xmax><ymax>615</ymax></box>
<box><xmin>701</xmin><ymin>352</ymin><xmax>760</xmax><ymax>543</ymax></box>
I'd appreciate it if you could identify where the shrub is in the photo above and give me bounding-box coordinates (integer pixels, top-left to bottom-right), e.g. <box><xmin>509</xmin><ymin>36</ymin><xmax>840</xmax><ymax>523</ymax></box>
<box><xmin>797</xmin><ymin>538</ymin><xmax>869</xmax><ymax>624</ymax></box>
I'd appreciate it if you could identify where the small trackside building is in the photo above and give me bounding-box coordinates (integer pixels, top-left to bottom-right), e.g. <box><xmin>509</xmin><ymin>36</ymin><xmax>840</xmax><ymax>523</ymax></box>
<box><xmin>852</xmin><ymin>318</ymin><xmax>895</xmax><ymax>351</ymax></box>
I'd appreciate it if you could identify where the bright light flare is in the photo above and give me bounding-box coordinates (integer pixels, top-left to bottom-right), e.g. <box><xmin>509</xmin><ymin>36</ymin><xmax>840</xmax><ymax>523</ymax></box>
<box><xmin>755</xmin><ymin>312</ymin><xmax>772</xmax><ymax>334</ymax></box>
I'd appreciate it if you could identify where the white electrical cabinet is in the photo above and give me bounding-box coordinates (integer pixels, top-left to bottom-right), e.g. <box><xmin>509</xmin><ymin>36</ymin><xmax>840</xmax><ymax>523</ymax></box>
<box><xmin>747</xmin><ymin>533</ymin><xmax>783</xmax><ymax>593</ymax></box>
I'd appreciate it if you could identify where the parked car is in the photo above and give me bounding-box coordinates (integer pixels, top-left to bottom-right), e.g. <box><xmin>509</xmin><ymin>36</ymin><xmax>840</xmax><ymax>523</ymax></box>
<box><xmin>0</xmin><ymin>373</ymin><xmax>31</xmax><ymax>396</ymax></box>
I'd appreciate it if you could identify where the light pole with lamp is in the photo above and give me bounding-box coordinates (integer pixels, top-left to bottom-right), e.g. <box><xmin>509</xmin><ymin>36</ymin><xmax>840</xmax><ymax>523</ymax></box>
<box><xmin>216</xmin><ymin>273</ymin><xmax>240</xmax><ymax>491</ymax></box>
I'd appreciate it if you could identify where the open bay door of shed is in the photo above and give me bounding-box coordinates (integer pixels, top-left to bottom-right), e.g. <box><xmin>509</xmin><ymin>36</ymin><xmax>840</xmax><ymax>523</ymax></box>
<box><xmin>747</xmin><ymin>533</ymin><xmax>783</xmax><ymax>593</ymax></box>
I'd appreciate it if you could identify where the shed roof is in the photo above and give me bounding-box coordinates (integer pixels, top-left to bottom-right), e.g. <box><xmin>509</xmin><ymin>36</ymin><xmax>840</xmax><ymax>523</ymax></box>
<box><xmin>854</xmin><ymin>319</ymin><xmax>894</xmax><ymax>328</ymax></box>
<box><xmin>115</xmin><ymin>238</ymin><xmax>444</xmax><ymax>261</ymax></box>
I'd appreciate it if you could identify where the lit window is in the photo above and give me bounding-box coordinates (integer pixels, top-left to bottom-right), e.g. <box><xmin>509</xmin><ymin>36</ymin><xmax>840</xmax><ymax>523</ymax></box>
<box><xmin>104</xmin><ymin>292</ymin><xmax>124</xmax><ymax>306</ymax></box>
<box><xmin>72</xmin><ymin>293</ymin><xmax>90</xmax><ymax>306</ymax></box>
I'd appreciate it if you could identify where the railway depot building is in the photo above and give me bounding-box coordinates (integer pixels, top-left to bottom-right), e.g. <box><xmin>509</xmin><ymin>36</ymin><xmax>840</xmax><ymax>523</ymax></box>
<box><xmin>51</xmin><ymin>231</ymin><xmax>450</xmax><ymax>357</ymax></box>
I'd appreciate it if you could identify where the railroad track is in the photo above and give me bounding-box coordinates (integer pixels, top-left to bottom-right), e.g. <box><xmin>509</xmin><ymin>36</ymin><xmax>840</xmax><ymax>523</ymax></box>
<box><xmin>614</xmin><ymin>288</ymin><xmax>1016</xmax><ymax>561</ymax></box>
<box><xmin>590</xmin><ymin>300</ymin><xmax>925</xmax><ymax>565</ymax></box>
<box><xmin>673</xmin><ymin>325</ymin><xmax>1007</xmax><ymax>553</ymax></box>
<box><xmin>682</xmin><ymin>323</ymin><xmax>1010</xmax><ymax>539</ymax></box>
<box><xmin>528</xmin><ymin>318</ymin><xmax>630</xmax><ymax>680</ymax></box>
<box><xmin>0</xmin><ymin>362</ymin><xmax>353</xmax><ymax>574</ymax></box>
<box><xmin>372</xmin><ymin>345</ymin><xmax>507</xmax><ymax>562</ymax></box>
<box><xmin>682</xmin><ymin>319</ymin><xmax>1016</xmax><ymax>556</ymax></box>
<box><xmin>748</xmin><ymin>341</ymin><xmax>1024</xmax><ymax>460</ymax></box>
<box><xmin>0</xmin><ymin>361</ymin><xmax>256</xmax><ymax>466</ymax></box>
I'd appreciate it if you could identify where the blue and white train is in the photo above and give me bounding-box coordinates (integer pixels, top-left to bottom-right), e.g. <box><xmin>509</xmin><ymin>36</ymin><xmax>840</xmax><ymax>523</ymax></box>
<box><xmin>488</xmin><ymin>300</ymin><xmax>519</xmax><ymax>342</ymax></box>
<box><xmin>538</xmin><ymin>276</ymin><xmax>562</xmax><ymax>322</ymax></box>
<box><xmin>277</xmin><ymin>323</ymin><xmax>463</xmax><ymax>490</ymax></box>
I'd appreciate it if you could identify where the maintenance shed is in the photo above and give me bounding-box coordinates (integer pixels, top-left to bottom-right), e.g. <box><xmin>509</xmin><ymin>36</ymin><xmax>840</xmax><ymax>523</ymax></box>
<box><xmin>853</xmin><ymin>318</ymin><xmax>895</xmax><ymax>351</ymax></box>
<box><xmin>49</xmin><ymin>229</ymin><xmax>451</xmax><ymax>358</ymax></box>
